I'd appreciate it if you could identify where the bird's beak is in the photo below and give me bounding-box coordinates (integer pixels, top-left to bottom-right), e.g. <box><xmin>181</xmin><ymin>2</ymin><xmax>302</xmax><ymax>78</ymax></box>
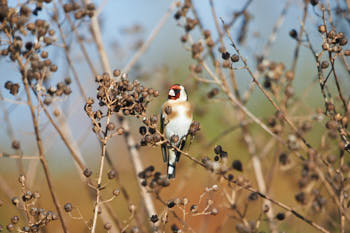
<box><xmin>169</xmin><ymin>89</ymin><xmax>175</xmax><ymax>97</ymax></box>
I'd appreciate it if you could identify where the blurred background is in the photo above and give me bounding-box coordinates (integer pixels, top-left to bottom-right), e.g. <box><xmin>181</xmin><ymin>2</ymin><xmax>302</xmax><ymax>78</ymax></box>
<box><xmin>1</xmin><ymin>0</ymin><xmax>350</xmax><ymax>232</ymax></box>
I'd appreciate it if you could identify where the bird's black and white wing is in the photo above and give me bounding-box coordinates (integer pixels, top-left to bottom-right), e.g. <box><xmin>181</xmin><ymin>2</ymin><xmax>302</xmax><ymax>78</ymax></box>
<box><xmin>160</xmin><ymin>110</ymin><xmax>167</xmax><ymax>163</ymax></box>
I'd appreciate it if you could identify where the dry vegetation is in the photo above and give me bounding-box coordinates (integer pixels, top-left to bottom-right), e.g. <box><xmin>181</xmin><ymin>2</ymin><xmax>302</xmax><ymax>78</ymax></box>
<box><xmin>1</xmin><ymin>0</ymin><xmax>350</xmax><ymax>232</ymax></box>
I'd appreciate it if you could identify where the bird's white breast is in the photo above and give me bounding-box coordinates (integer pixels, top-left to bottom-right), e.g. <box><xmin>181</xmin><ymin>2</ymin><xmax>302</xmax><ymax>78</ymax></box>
<box><xmin>164</xmin><ymin>104</ymin><xmax>192</xmax><ymax>145</ymax></box>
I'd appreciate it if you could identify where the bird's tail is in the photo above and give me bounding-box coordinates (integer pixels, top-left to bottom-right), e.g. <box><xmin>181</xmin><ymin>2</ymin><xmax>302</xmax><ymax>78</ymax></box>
<box><xmin>167</xmin><ymin>149</ymin><xmax>177</xmax><ymax>179</ymax></box>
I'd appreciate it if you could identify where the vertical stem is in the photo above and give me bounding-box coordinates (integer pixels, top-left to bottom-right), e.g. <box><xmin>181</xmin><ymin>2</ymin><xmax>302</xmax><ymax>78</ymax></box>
<box><xmin>19</xmin><ymin>58</ymin><xmax>69</xmax><ymax>233</ymax></box>
<box><xmin>91</xmin><ymin>108</ymin><xmax>111</xmax><ymax>232</ymax></box>
<box><xmin>91</xmin><ymin>140</ymin><xmax>107</xmax><ymax>233</ymax></box>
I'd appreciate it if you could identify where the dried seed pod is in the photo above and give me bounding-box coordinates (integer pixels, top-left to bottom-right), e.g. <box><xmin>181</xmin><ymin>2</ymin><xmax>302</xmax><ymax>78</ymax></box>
<box><xmin>221</xmin><ymin>52</ymin><xmax>230</xmax><ymax>60</ymax></box>
<box><xmin>150</xmin><ymin>215</ymin><xmax>158</xmax><ymax>223</ymax></box>
<box><xmin>310</xmin><ymin>0</ymin><xmax>319</xmax><ymax>6</ymax></box>
<box><xmin>107</xmin><ymin>122</ymin><xmax>115</xmax><ymax>131</ymax></box>
<box><xmin>104</xmin><ymin>223</ymin><xmax>112</xmax><ymax>230</ymax></box>
<box><xmin>64</xmin><ymin>203</ymin><xmax>73</xmax><ymax>212</ymax></box>
<box><xmin>289</xmin><ymin>29</ymin><xmax>297</xmax><ymax>39</ymax></box>
<box><xmin>108</xmin><ymin>170</ymin><xmax>117</xmax><ymax>179</ymax></box>
<box><xmin>285</xmin><ymin>70</ymin><xmax>294</xmax><ymax>81</ymax></box>
<box><xmin>116</xmin><ymin>127</ymin><xmax>125</xmax><ymax>135</ymax></box>
<box><xmin>321</xmin><ymin>61</ymin><xmax>329</xmax><ymax>69</ymax></box>
<box><xmin>211</xmin><ymin>208</ymin><xmax>218</xmax><ymax>215</ymax></box>
<box><xmin>113</xmin><ymin>188</ymin><xmax>120</xmax><ymax>196</ymax></box>
<box><xmin>232</xmin><ymin>160</ymin><xmax>243</xmax><ymax>171</ymax></box>
<box><xmin>11</xmin><ymin>197</ymin><xmax>19</xmax><ymax>206</ymax></box>
<box><xmin>83</xmin><ymin>168</ymin><xmax>92</xmax><ymax>177</ymax></box>
<box><xmin>11</xmin><ymin>216</ymin><xmax>19</xmax><ymax>224</ymax></box>
<box><xmin>12</xmin><ymin>140</ymin><xmax>20</xmax><ymax>150</ymax></box>
<box><xmin>113</xmin><ymin>69</ymin><xmax>121</xmax><ymax>77</ymax></box>
<box><xmin>318</xmin><ymin>25</ymin><xmax>326</xmax><ymax>33</ymax></box>
<box><xmin>231</xmin><ymin>54</ymin><xmax>239</xmax><ymax>62</ymax></box>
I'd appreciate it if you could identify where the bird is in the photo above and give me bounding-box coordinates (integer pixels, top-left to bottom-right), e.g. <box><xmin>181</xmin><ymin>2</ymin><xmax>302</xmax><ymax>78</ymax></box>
<box><xmin>160</xmin><ymin>84</ymin><xmax>193</xmax><ymax>179</ymax></box>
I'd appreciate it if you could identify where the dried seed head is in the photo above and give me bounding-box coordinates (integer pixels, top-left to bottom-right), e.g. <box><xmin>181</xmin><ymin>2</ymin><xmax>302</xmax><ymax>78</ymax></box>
<box><xmin>104</xmin><ymin>223</ymin><xmax>112</xmax><ymax>230</ymax></box>
<box><xmin>222</xmin><ymin>60</ymin><xmax>230</xmax><ymax>68</ymax></box>
<box><xmin>310</xmin><ymin>0</ymin><xmax>319</xmax><ymax>6</ymax></box>
<box><xmin>40</xmin><ymin>51</ymin><xmax>48</xmax><ymax>58</ymax></box>
<box><xmin>116</xmin><ymin>127</ymin><xmax>125</xmax><ymax>135</ymax></box>
<box><xmin>11</xmin><ymin>216</ymin><xmax>19</xmax><ymax>224</ymax></box>
<box><xmin>190</xmin><ymin>204</ymin><xmax>198</xmax><ymax>213</ymax></box>
<box><xmin>211</xmin><ymin>208</ymin><xmax>218</xmax><ymax>215</ymax></box>
<box><xmin>339</xmin><ymin>38</ymin><xmax>348</xmax><ymax>46</ymax></box>
<box><xmin>289</xmin><ymin>29</ymin><xmax>297</xmax><ymax>39</ymax></box>
<box><xmin>232</xmin><ymin>160</ymin><xmax>243</xmax><ymax>171</ymax></box>
<box><xmin>64</xmin><ymin>77</ymin><xmax>72</xmax><ymax>85</ymax></box>
<box><xmin>150</xmin><ymin>115</ymin><xmax>158</xmax><ymax>124</ymax></box>
<box><xmin>6</xmin><ymin>224</ymin><xmax>15</xmax><ymax>232</ymax></box>
<box><xmin>168</xmin><ymin>201</ymin><xmax>175</xmax><ymax>208</ymax></box>
<box><xmin>194</xmin><ymin>64</ymin><xmax>202</xmax><ymax>73</ymax></box>
<box><xmin>150</xmin><ymin>214</ymin><xmax>158</xmax><ymax>223</ymax></box>
<box><xmin>113</xmin><ymin>69</ymin><xmax>121</xmax><ymax>77</ymax></box>
<box><xmin>318</xmin><ymin>25</ymin><xmax>326</xmax><ymax>33</ymax></box>
<box><xmin>4</xmin><ymin>81</ymin><xmax>12</xmax><ymax>90</ymax></box>
<box><xmin>83</xmin><ymin>168</ymin><xmax>92</xmax><ymax>177</ymax></box>
<box><xmin>221</xmin><ymin>52</ymin><xmax>230</xmax><ymax>60</ymax></box>
<box><xmin>231</xmin><ymin>54</ymin><xmax>239</xmax><ymax>62</ymax></box>
<box><xmin>285</xmin><ymin>70</ymin><xmax>294</xmax><ymax>81</ymax></box>
<box><xmin>322</xmin><ymin>42</ymin><xmax>330</xmax><ymax>51</ymax></box>
<box><xmin>113</xmin><ymin>188</ymin><xmax>120</xmax><ymax>196</ymax></box>
<box><xmin>129</xmin><ymin>204</ymin><xmax>136</xmax><ymax>213</ymax></box>
<box><xmin>64</xmin><ymin>203</ymin><xmax>73</xmax><ymax>212</ymax></box>
<box><xmin>139</xmin><ymin>126</ymin><xmax>147</xmax><ymax>135</ymax></box>
<box><xmin>87</xmin><ymin>3</ymin><xmax>96</xmax><ymax>11</ymax></box>
<box><xmin>63</xmin><ymin>3</ymin><xmax>73</xmax><ymax>12</ymax></box>
<box><xmin>276</xmin><ymin>212</ymin><xmax>285</xmax><ymax>221</ymax></box>
<box><xmin>321</xmin><ymin>61</ymin><xmax>329</xmax><ymax>69</ymax></box>
<box><xmin>107</xmin><ymin>122</ymin><xmax>115</xmax><ymax>131</ymax></box>
<box><xmin>203</xmin><ymin>29</ymin><xmax>211</xmax><ymax>39</ymax></box>
<box><xmin>18</xmin><ymin>174</ymin><xmax>25</xmax><ymax>184</ymax></box>
<box><xmin>12</xmin><ymin>140</ymin><xmax>20</xmax><ymax>150</ymax></box>
<box><xmin>108</xmin><ymin>170</ymin><xmax>117</xmax><ymax>179</ymax></box>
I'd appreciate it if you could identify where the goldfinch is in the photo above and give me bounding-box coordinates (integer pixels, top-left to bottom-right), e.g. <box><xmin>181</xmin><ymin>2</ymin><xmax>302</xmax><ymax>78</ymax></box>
<box><xmin>160</xmin><ymin>84</ymin><xmax>193</xmax><ymax>179</ymax></box>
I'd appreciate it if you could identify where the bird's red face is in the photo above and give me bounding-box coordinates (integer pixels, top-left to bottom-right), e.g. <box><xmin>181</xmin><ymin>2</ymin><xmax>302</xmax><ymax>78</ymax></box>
<box><xmin>168</xmin><ymin>84</ymin><xmax>181</xmax><ymax>100</ymax></box>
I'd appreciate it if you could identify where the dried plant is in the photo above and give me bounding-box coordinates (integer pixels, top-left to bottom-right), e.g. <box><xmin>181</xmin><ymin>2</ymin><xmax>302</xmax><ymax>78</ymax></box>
<box><xmin>1</xmin><ymin>0</ymin><xmax>350</xmax><ymax>232</ymax></box>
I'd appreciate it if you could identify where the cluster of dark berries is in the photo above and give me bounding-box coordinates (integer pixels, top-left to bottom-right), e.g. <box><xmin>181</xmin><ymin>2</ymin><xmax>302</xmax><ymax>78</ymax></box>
<box><xmin>188</xmin><ymin>121</ymin><xmax>200</xmax><ymax>137</ymax></box>
<box><xmin>9</xmin><ymin>175</ymin><xmax>58</xmax><ymax>232</ymax></box>
<box><xmin>94</xmin><ymin>71</ymin><xmax>158</xmax><ymax>115</ymax></box>
<box><xmin>220</xmin><ymin>47</ymin><xmax>240</xmax><ymax>68</ymax></box>
<box><xmin>174</xmin><ymin>0</ymin><xmax>191</xmax><ymax>21</ymax></box>
<box><xmin>26</xmin><ymin>50</ymin><xmax>59</xmax><ymax>84</ymax></box>
<box><xmin>191</xmin><ymin>42</ymin><xmax>204</xmax><ymax>59</ymax></box>
<box><xmin>63</xmin><ymin>2</ymin><xmax>96</xmax><ymax>19</ymax></box>
<box><xmin>0</xmin><ymin>1</ymin><xmax>57</xmax><ymax>66</ymax></box>
<box><xmin>85</xmin><ymin>70</ymin><xmax>158</xmax><ymax>135</ymax></box>
<box><xmin>319</xmin><ymin>26</ymin><xmax>350</xmax><ymax>55</ymax></box>
<box><xmin>4</xmin><ymin>81</ymin><xmax>20</xmax><ymax>95</ymax></box>
<box><xmin>138</xmin><ymin>165</ymin><xmax>170</xmax><ymax>191</ymax></box>
<box><xmin>139</xmin><ymin>115</ymin><xmax>163</xmax><ymax>146</ymax></box>
<box><xmin>259</xmin><ymin>61</ymin><xmax>294</xmax><ymax>92</ymax></box>
<box><xmin>0</xmin><ymin>1</ymin><xmax>62</xmax><ymax>95</ymax></box>
<box><xmin>43</xmin><ymin>77</ymin><xmax>72</xmax><ymax>105</ymax></box>
<box><xmin>201</xmin><ymin>145</ymin><xmax>229</xmax><ymax>174</ymax></box>
<box><xmin>266</xmin><ymin>111</ymin><xmax>285</xmax><ymax>135</ymax></box>
<box><xmin>207</xmin><ymin>87</ymin><xmax>219</xmax><ymax>98</ymax></box>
